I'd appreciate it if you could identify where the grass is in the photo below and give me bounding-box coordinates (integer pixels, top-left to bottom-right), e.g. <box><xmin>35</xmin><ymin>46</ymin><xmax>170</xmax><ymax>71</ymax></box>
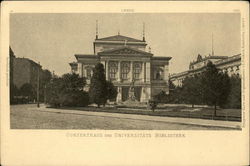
<box><xmin>55</xmin><ymin>104</ymin><xmax>241</xmax><ymax>122</ymax></box>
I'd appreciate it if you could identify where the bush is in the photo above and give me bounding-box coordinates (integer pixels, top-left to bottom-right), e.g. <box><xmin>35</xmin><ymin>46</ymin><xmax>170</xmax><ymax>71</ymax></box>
<box><xmin>46</xmin><ymin>73</ymin><xmax>89</xmax><ymax>108</ymax></box>
<box><xmin>148</xmin><ymin>99</ymin><xmax>158</xmax><ymax>112</ymax></box>
<box><xmin>60</xmin><ymin>91</ymin><xmax>89</xmax><ymax>107</ymax></box>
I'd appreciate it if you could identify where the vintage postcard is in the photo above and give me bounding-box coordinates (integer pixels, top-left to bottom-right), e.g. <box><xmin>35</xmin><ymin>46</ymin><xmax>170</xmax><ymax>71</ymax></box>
<box><xmin>1</xmin><ymin>1</ymin><xmax>249</xmax><ymax>165</ymax></box>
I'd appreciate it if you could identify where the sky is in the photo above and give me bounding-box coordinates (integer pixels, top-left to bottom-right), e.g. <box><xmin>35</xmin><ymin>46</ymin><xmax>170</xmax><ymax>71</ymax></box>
<box><xmin>10</xmin><ymin>13</ymin><xmax>240</xmax><ymax>76</ymax></box>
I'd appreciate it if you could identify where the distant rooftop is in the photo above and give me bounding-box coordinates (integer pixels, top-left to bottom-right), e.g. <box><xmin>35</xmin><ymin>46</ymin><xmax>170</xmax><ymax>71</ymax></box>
<box><xmin>190</xmin><ymin>54</ymin><xmax>228</xmax><ymax>65</ymax></box>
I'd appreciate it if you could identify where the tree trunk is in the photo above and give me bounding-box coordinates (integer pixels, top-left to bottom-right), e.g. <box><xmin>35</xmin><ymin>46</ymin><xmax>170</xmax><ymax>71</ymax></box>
<box><xmin>97</xmin><ymin>104</ymin><xmax>100</xmax><ymax>108</ymax></box>
<box><xmin>192</xmin><ymin>104</ymin><xmax>194</xmax><ymax>108</ymax></box>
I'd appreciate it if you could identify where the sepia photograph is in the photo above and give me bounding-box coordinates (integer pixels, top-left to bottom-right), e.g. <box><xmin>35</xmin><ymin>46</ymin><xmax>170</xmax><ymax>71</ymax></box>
<box><xmin>9</xmin><ymin>12</ymin><xmax>242</xmax><ymax>130</ymax></box>
<box><xmin>1</xmin><ymin>1</ymin><xmax>249</xmax><ymax>166</ymax></box>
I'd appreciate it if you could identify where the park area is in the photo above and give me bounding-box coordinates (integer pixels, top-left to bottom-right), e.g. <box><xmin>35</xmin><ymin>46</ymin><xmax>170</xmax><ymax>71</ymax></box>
<box><xmin>61</xmin><ymin>103</ymin><xmax>242</xmax><ymax>122</ymax></box>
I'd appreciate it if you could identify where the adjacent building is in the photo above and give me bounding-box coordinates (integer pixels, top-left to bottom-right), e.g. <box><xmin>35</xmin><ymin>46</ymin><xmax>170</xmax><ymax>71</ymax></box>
<box><xmin>170</xmin><ymin>53</ymin><xmax>241</xmax><ymax>87</ymax></box>
<box><xmin>70</xmin><ymin>33</ymin><xmax>172</xmax><ymax>103</ymax></box>
<box><xmin>10</xmin><ymin>47</ymin><xmax>42</xmax><ymax>89</ymax></box>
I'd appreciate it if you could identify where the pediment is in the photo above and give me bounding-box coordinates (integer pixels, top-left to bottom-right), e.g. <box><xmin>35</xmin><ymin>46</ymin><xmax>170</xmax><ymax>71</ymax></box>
<box><xmin>97</xmin><ymin>35</ymin><xmax>142</xmax><ymax>42</ymax></box>
<box><xmin>98</xmin><ymin>47</ymin><xmax>152</xmax><ymax>56</ymax></box>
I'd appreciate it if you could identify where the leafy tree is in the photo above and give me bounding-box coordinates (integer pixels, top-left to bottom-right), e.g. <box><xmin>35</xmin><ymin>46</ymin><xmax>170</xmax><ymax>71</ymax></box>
<box><xmin>106</xmin><ymin>81</ymin><xmax>117</xmax><ymax>101</ymax></box>
<box><xmin>89</xmin><ymin>63</ymin><xmax>107</xmax><ymax>107</ymax></box>
<box><xmin>19</xmin><ymin>83</ymin><xmax>35</xmax><ymax>101</ymax></box>
<box><xmin>46</xmin><ymin>73</ymin><xmax>88</xmax><ymax>107</ymax></box>
<box><xmin>182</xmin><ymin>75</ymin><xmax>202</xmax><ymax>107</ymax></box>
<box><xmin>169</xmin><ymin>79</ymin><xmax>176</xmax><ymax>91</ymax></box>
<box><xmin>39</xmin><ymin>69</ymin><xmax>53</xmax><ymax>102</ymax></box>
<box><xmin>201</xmin><ymin>61</ymin><xmax>231</xmax><ymax>116</ymax></box>
<box><xmin>60</xmin><ymin>73</ymin><xmax>86</xmax><ymax>92</ymax></box>
<box><xmin>227</xmin><ymin>74</ymin><xmax>241</xmax><ymax>108</ymax></box>
<box><xmin>154</xmin><ymin>91</ymin><xmax>168</xmax><ymax>103</ymax></box>
<box><xmin>46</xmin><ymin>77</ymin><xmax>62</xmax><ymax>107</ymax></box>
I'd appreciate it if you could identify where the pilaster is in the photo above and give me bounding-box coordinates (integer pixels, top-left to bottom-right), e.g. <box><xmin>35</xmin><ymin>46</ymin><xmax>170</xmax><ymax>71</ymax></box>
<box><xmin>164</xmin><ymin>64</ymin><xmax>169</xmax><ymax>81</ymax></box>
<box><xmin>145</xmin><ymin>62</ymin><xmax>151</xmax><ymax>82</ymax></box>
<box><xmin>130</xmin><ymin>61</ymin><xmax>133</xmax><ymax>81</ymax></box>
<box><xmin>77</xmin><ymin>63</ymin><xmax>82</xmax><ymax>77</ymax></box>
<box><xmin>117</xmin><ymin>61</ymin><xmax>121</xmax><ymax>82</ymax></box>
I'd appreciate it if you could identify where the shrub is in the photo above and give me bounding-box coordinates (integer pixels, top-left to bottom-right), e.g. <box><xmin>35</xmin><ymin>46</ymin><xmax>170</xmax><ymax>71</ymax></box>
<box><xmin>148</xmin><ymin>99</ymin><xmax>158</xmax><ymax>112</ymax></box>
<box><xmin>60</xmin><ymin>91</ymin><xmax>89</xmax><ymax>107</ymax></box>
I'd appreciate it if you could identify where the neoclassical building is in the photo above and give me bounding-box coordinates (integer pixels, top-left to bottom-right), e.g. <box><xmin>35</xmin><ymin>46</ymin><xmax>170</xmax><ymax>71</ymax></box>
<box><xmin>70</xmin><ymin>33</ymin><xmax>171</xmax><ymax>102</ymax></box>
<box><xmin>170</xmin><ymin>53</ymin><xmax>241</xmax><ymax>87</ymax></box>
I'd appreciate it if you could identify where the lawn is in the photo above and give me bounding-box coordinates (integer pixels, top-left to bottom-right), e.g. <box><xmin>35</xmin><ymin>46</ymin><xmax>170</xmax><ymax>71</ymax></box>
<box><xmin>56</xmin><ymin>104</ymin><xmax>241</xmax><ymax>122</ymax></box>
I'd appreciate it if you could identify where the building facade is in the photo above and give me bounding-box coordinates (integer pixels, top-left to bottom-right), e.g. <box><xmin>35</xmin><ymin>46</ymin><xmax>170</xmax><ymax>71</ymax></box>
<box><xmin>170</xmin><ymin>54</ymin><xmax>241</xmax><ymax>87</ymax></box>
<box><xmin>70</xmin><ymin>34</ymin><xmax>171</xmax><ymax>102</ymax></box>
<box><xmin>10</xmin><ymin>47</ymin><xmax>42</xmax><ymax>89</ymax></box>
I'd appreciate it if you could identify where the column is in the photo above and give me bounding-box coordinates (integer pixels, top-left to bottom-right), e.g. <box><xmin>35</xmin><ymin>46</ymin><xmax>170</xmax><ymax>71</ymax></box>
<box><xmin>130</xmin><ymin>61</ymin><xmax>133</xmax><ymax>81</ymax></box>
<box><xmin>77</xmin><ymin>63</ymin><xmax>82</xmax><ymax>77</ymax></box>
<box><xmin>164</xmin><ymin>64</ymin><xmax>169</xmax><ymax>81</ymax></box>
<box><xmin>82</xmin><ymin>65</ymin><xmax>85</xmax><ymax>77</ymax></box>
<box><xmin>117</xmin><ymin>61</ymin><xmax>121</xmax><ymax>82</ymax></box>
<box><xmin>106</xmin><ymin>61</ymin><xmax>109</xmax><ymax>80</ymax></box>
<box><xmin>140</xmin><ymin>87</ymin><xmax>146</xmax><ymax>102</ymax></box>
<box><xmin>116</xmin><ymin>86</ymin><xmax>122</xmax><ymax>103</ymax></box>
<box><xmin>142</xmin><ymin>62</ymin><xmax>146</xmax><ymax>82</ymax></box>
<box><xmin>145</xmin><ymin>62</ymin><xmax>151</xmax><ymax>82</ymax></box>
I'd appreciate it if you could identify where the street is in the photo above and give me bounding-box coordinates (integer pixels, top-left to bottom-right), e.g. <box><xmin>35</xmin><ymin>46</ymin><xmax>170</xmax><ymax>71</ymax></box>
<box><xmin>10</xmin><ymin>104</ymin><xmax>235</xmax><ymax>130</ymax></box>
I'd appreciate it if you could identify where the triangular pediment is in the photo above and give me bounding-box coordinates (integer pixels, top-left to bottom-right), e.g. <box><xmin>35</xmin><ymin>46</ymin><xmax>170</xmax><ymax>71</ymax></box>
<box><xmin>98</xmin><ymin>47</ymin><xmax>152</xmax><ymax>56</ymax></box>
<box><xmin>97</xmin><ymin>35</ymin><xmax>142</xmax><ymax>42</ymax></box>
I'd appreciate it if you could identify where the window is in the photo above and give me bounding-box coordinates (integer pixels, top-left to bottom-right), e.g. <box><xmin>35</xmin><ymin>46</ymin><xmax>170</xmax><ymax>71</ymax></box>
<box><xmin>133</xmin><ymin>63</ymin><xmax>141</xmax><ymax>79</ymax></box>
<box><xmin>109</xmin><ymin>62</ymin><xmax>118</xmax><ymax>80</ymax></box>
<box><xmin>121</xmin><ymin>62</ymin><xmax>130</xmax><ymax>79</ymax></box>
<box><xmin>155</xmin><ymin>68</ymin><xmax>163</xmax><ymax>80</ymax></box>
<box><xmin>86</xmin><ymin>68</ymin><xmax>92</xmax><ymax>79</ymax></box>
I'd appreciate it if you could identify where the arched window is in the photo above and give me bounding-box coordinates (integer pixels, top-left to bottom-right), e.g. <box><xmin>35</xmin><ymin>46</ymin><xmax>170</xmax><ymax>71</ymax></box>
<box><xmin>133</xmin><ymin>63</ymin><xmax>141</xmax><ymax>80</ymax></box>
<box><xmin>155</xmin><ymin>68</ymin><xmax>163</xmax><ymax>80</ymax></box>
<box><xmin>121</xmin><ymin>62</ymin><xmax>130</xmax><ymax>79</ymax></box>
<box><xmin>109</xmin><ymin>62</ymin><xmax>118</xmax><ymax>80</ymax></box>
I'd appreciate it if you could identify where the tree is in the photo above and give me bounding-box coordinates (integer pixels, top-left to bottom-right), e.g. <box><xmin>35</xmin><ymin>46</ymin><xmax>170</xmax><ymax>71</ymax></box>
<box><xmin>40</xmin><ymin>69</ymin><xmax>53</xmax><ymax>102</ymax></box>
<box><xmin>169</xmin><ymin>79</ymin><xmax>176</xmax><ymax>91</ymax></box>
<box><xmin>227</xmin><ymin>74</ymin><xmax>241</xmax><ymax>108</ymax></box>
<box><xmin>182</xmin><ymin>75</ymin><xmax>202</xmax><ymax>108</ymax></box>
<box><xmin>106</xmin><ymin>81</ymin><xmax>117</xmax><ymax>101</ymax></box>
<box><xmin>19</xmin><ymin>83</ymin><xmax>35</xmax><ymax>101</ymax></box>
<box><xmin>201</xmin><ymin>61</ymin><xmax>231</xmax><ymax>116</ymax></box>
<box><xmin>46</xmin><ymin>73</ymin><xmax>88</xmax><ymax>107</ymax></box>
<box><xmin>89</xmin><ymin>63</ymin><xmax>107</xmax><ymax>107</ymax></box>
<box><xmin>60</xmin><ymin>73</ymin><xmax>86</xmax><ymax>93</ymax></box>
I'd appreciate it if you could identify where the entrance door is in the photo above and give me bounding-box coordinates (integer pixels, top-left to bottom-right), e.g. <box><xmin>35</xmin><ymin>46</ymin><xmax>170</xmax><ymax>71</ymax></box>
<box><xmin>122</xmin><ymin>87</ymin><xmax>129</xmax><ymax>101</ymax></box>
<box><xmin>134</xmin><ymin>87</ymin><xmax>142</xmax><ymax>101</ymax></box>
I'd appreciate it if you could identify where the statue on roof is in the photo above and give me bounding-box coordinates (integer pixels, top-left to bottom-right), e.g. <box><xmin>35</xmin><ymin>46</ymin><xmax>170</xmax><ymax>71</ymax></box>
<box><xmin>197</xmin><ymin>54</ymin><xmax>202</xmax><ymax>62</ymax></box>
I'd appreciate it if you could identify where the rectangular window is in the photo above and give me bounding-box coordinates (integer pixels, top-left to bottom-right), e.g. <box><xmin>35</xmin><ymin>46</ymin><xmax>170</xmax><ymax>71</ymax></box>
<box><xmin>121</xmin><ymin>62</ymin><xmax>130</xmax><ymax>79</ymax></box>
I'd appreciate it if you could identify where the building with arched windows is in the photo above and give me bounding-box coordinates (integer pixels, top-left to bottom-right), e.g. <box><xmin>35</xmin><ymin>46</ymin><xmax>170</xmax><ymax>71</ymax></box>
<box><xmin>69</xmin><ymin>33</ymin><xmax>171</xmax><ymax>103</ymax></box>
<box><xmin>170</xmin><ymin>54</ymin><xmax>241</xmax><ymax>87</ymax></box>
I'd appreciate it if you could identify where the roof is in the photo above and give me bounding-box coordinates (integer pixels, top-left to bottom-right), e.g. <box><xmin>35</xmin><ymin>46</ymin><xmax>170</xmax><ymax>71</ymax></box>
<box><xmin>98</xmin><ymin>46</ymin><xmax>153</xmax><ymax>56</ymax></box>
<box><xmin>96</xmin><ymin>34</ymin><xmax>143</xmax><ymax>42</ymax></box>
<box><xmin>190</xmin><ymin>55</ymin><xmax>228</xmax><ymax>65</ymax></box>
<box><xmin>152</xmin><ymin>56</ymin><xmax>172</xmax><ymax>61</ymax></box>
<box><xmin>15</xmin><ymin>57</ymin><xmax>41</xmax><ymax>67</ymax></box>
<box><xmin>75</xmin><ymin>54</ymin><xmax>99</xmax><ymax>59</ymax></box>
